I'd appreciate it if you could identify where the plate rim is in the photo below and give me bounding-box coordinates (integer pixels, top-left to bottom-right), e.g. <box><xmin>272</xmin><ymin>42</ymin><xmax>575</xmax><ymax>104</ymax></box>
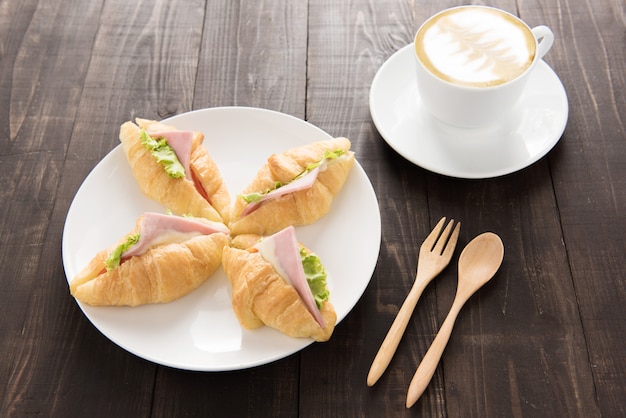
<box><xmin>62</xmin><ymin>106</ymin><xmax>381</xmax><ymax>371</ymax></box>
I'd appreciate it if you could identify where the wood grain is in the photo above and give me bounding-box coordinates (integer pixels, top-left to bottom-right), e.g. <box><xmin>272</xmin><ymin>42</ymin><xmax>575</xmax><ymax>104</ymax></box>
<box><xmin>0</xmin><ymin>0</ymin><xmax>110</xmax><ymax>415</ymax></box>
<box><xmin>304</xmin><ymin>0</ymin><xmax>436</xmax><ymax>416</ymax></box>
<box><xmin>427</xmin><ymin>169</ymin><xmax>600</xmax><ymax>417</ymax></box>
<box><xmin>522</xmin><ymin>0</ymin><xmax>626</xmax><ymax>416</ymax></box>
<box><xmin>1</xmin><ymin>0</ymin><xmax>625</xmax><ymax>416</ymax></box>
<box><xmin>194</xmin><ymin>0</ymin><xmax>308</xmax><ymax>116</ymax></box>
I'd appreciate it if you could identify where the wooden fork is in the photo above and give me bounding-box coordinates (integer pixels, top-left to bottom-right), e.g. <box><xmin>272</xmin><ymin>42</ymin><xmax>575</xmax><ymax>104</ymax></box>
<box><xmin>367</xmin><ymin>217</ymin><xmax>460</xmax><ymax>386</ymax></box>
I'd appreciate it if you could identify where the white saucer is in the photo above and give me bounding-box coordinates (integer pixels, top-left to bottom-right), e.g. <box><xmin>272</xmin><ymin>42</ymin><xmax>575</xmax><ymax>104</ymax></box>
<box><xmin>370</xmin><ymin>43</ymin><xmax>568</xmax><ymax>178</ymax></box>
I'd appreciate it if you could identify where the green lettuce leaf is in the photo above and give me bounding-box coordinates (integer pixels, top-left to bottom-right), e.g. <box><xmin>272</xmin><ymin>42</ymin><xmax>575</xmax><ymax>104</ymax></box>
<box><xmin>296</xmin><ymin>149</ymin><xmax>345</xmax><ymax>180</ymax></box>
<box><xmin>240</xmin><ymin>149</ymin><xmax>345</xmax><ymax>203</ymax></box>
<box><xmin>300</xmin><ymin>248</ymin><xmax>329</xmax><ymax>308</ymax></box>
<box><xmin>241</xmin><ymin>181</ymin><xmax>283</xmax><ymax>204</ymax></box>
<box><xmin>140</xmin><ymin>130</ymin><xmax>185</xmax><ymax>178</ymax></box>
<box><xmin>105</xmin><ymin>234</ymin><xmax>140</xmax><ymax>271</ymax></box>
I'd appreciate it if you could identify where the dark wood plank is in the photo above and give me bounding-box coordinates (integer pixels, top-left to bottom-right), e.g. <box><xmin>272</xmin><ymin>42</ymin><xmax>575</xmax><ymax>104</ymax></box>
<box><xmin>521</xmin><ymin>0</ymin><xmax>626</xmax><ymax>416</ymax></box>
<box><xmin>304</xmin><ymin>0</ymin><xmax>608</xmax><ymax>417</ymax></box>
<box><xmin>54</xmin><ymin>0</ymin><xmax>212</xmax><ymax>415</ymax></box>
<box><xmin>0</xmin><ymin>0</ymin><xmax>624</xmax><ymax>416</ymax></box>
<box><xmin>153</xmin><ymin>1</ymin><xmax>309</xmax><ymax>416</ymax></box>
<box><xmin>65</xmin><ymin>0</ymin><xmax>206</xmax><ymax>162</ymax></box>
<box><xmin>152</xmin><ymin>361</ymin><xmax>299</xmax><ymax>417</ymax></box>
<box><xmin>303</xmin><ymin>1</ymin><xmax>441</xmax><ymax>416</ymax></box>
<box><xmin>0</xmin><ymin>1</ymin><xmax>152</xmax><ymax>416</ymax></box>
<box><xmin>421</xmin><ymin>1</ymin><xmax>603</xmax><ymax>416</ymax></box>
<box><xmin>1</xmin><ymin>0</ymin><xmax>207</xmax><ymax>416</ymax></box>
<box><xmin>427</xmin><ymin>168</ymin><xmax>599</xmax><ymax>417</ymax></box>
<box><xmin>193</xmin><ymin>0</ymin><xmax>308</xmax><ymax>117</ymax></box>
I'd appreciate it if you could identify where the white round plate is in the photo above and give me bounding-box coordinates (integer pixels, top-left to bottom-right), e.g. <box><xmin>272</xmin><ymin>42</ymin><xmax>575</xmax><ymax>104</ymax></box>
<box><xmin>62</xmin><ymin>107</ymin><xmax>381</xmax><ymax>371</ymax></box>
<box><xmin>370</xmin><ymin>43</ymin><xmax>568</xmax><ymax>178</ymax></box>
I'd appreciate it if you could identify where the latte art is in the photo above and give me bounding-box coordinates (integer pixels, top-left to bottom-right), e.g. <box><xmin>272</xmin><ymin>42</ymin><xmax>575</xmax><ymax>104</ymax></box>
<box><xmin>415</xmin><ymin>7</ymin><xmax>536</xmax><ymax>87</ymax></box>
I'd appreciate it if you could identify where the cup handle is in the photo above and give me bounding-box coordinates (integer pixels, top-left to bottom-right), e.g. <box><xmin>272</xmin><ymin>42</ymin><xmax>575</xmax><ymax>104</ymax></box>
<box><xmin>532</xmin><ymin>25</ymin><xmax>554</xmax><ymax>60</ymax></box>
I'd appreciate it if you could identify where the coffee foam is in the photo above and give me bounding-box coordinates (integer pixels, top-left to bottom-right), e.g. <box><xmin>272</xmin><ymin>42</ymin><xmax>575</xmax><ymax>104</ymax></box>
<box><xmin>416</xmin><ymin>7</ymin><xmax>536</xmax><ymax>87</ymax></box>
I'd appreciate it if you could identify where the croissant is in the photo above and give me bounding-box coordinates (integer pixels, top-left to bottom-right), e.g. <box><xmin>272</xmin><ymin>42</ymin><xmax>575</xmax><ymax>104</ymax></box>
<box><xmin>70</xmin><ymin>215</ymin><xmax>230</xmax><ymax>306</ymax></box>
<box><xmin>222</xmin><ymin>241</ymin><xmax>336</xmax><ymax>342</ymax></box>
<box><xmin>119</xmin><ymin>119</ymin><xmax>231</xmax><ymax>223</ymax></box>
<box><xmin>229</xmin><ymin>137</ymin><xmax>355</xmax><ymax>236</ymax></box>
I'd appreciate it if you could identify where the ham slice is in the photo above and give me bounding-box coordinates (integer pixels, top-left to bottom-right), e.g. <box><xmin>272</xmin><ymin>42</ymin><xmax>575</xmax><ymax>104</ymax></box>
<box><xmin>146</xmin><ymin>128</ymin><xmax>194</xmax><ymax>180</ymax></box>
<box><xmin>254</xmin><ymin>226</ymin><xmax>325</xmax><ymax>327</ymax></box>
<box><xmin>241</xmin><ymin>166</ymin><xmax>321</xmax><ymax>216</ymax></box>
<box><xmin>122</xmin><ymin>212</ymin><xmax>228</xmax><ymax>259</ymax></box>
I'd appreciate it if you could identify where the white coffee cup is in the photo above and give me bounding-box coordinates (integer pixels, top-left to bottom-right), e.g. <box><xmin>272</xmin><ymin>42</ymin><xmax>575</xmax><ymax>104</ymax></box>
<box><xmin>414</xmin><ymin>5</ymin><xmax>554</xmax><ymax>128</ymax></box>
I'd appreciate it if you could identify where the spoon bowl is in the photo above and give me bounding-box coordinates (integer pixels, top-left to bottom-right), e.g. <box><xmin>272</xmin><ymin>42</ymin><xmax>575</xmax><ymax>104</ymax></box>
<box><xmin>406</xmin><ymin>232</ymin><xmax>504</xmax><ymax>408</ymax></box>
<box><xmin>455</xmin><ymin>232</ymin><xmax>505</xmax><ymax>304</ymax></box>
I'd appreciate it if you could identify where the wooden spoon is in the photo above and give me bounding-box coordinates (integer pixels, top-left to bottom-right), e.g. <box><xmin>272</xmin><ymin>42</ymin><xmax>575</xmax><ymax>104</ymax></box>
<box><xmin>406</xmin><ymin>232</ymin><xmax>504</xmax><ymax>408</ymax></box>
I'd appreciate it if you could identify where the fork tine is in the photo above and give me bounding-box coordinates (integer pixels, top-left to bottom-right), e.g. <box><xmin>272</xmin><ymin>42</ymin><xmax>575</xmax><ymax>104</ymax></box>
<box><xmin>421</xmin><ymin>217</ymin><xmax>447</xmax><ymax>251</ymax></box>
<box><xmin>368</xmin><ymin>216</ymin><xmax>459</xmax><ymax>387</ymax></box>
<box><xmin>441</xmin><ymin>221</ymin><xmax>461</xmax><ymax>259</ymax></box>
<box><xmin>432</xmin><ymin>219</ymin><xmax>457</xmax><ymax>255</ymax></box>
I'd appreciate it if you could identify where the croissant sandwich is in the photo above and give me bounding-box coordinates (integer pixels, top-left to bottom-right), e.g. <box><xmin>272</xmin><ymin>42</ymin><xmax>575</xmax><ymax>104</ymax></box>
<box><xmin>70</xmin><ymin>212</ymin><xmax>230</xmax><ymax>306</ymax></box>
<box><xmin>229</xmin><ymin>138</ymin><xmax>355</xmax><ymax>236</ymax></box>
<box><xmin>222</xmin><ymin>226</ymin><xmax>337</xmax><ymax>342</ymax></box>
<box><xmin>119</xmin><ymin>118</ymin><xmax>231</xmax><ymax>223</ymax></box>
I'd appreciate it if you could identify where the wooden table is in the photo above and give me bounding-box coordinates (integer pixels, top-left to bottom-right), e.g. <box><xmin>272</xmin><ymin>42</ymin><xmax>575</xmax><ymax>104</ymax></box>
<box><xmin>2</xmin><ymin>0</ymin><xmax>624</xmax><ymax>416</ymax></box>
